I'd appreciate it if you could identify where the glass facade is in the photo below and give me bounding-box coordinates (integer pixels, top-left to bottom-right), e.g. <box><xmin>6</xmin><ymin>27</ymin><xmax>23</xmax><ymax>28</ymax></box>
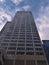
<box><xmin>0</xmin><ymin>11</ymin><xmax>48</xmax><ymax>65</ymax></box>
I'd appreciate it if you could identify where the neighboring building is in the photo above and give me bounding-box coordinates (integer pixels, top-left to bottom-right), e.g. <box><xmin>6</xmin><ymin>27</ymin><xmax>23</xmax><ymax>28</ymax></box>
<box><xmin>0</xmin><ymin>11</ymin><xmax>48</xmax><ymax>65</ymax></box>
<box><xmin>43</xmin><ymin>40</ymin><xmax>49</xmax><ymax>65</ymax></box>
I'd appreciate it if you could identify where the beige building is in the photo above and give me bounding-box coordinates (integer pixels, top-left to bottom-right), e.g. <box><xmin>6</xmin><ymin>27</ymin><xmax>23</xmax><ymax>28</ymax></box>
<box><xmin>0</xmin><ymin>11</ymin><xmax>48</xmax><ymax>65</ymax></box>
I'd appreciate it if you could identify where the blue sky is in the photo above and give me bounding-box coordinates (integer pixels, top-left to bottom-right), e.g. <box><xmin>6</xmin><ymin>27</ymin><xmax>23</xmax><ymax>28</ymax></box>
<box><xmin>0</xmin><ymin>0</ymin><xmax>49</xmax><ymax>40</ymax></box>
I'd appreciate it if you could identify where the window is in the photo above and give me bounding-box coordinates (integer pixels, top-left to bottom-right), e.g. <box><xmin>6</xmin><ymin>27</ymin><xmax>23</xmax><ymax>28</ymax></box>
<box><xmin>1</xmin><ymin>43</ymin><xmax>8</xmax><ymax>46</ymax></box>
<box><xmin>16</xmin><ymin>52</ymin><xmax>25</xmax><ymax>55</ymax></box>
<box><xmin>8</xmin><ymin>47</ymin><xmax>16</xmax><ymax>50</ymax></box>
<box><xmin>26</xmin><ymin>37</ymin><xmax>32</xmax><ymax>39</ymax></box>
<box><xmin>19</xmin><ymin>35</ymin><xmax>25</xmax><ymax>37</ymax></box>
<box><xmin>26</xmin><ymin>48</ymin><xmax>33</xmax><ymax>50</ymax></box>
<box><xmin>5</xmin><ymin>34</ymin><xmax>11</xmax><ymax>36</ymax></box>
<box><xmin>12</xmin><ymin>34</ymin><xmax>18</xmax><ymax>36</ymax></box>
<box><xmin>3</xmin><ymin>40</ymin><xmax>9</xmax><ymax>42</ymax></box>
<box><xmin>35</xmin><ymin>48</ymin><xmax>43</xmax><ymax>51</ymax></box>
<box><xmin>33</xmin><ymin>34</ymin><xmax>39</xmax><ymax>37</ymax></box>
<box><xmin>37</xmin><ymin>60</ymin><xmax>47</xmax><ymax>65</ymax></box>
<box><xmin>13</xmin><ymin>32</ymin><xmax>18</xmax><ymax>34</ymax></box>
<box><xmin>26</xmin><ymin>41</ymin><xmax>32</xmax><ymax>43</ymax></box>
<box><xmin>4</xmin><ymin>37</ymin><xmax>10</xmax><ymax>39</ymax></box>
<box><xmin>26</xmin><ymin>44</ymin><xmax>33</xmax><ymax>46</ymax></box>
<box><xmin>20</xmin><ymin>28</ymin><xmax>25</xmax><ymax>32</ymax></box>
<box><xmin>3</xmin><ymin>47</ymin><xmax>7</xmax><ymax>50</ymax></box>
<box><xmin>34</xmin><ymin>44</ymin><xmax>41</xmax><ymax>46</ymax></box>
<box><xmin>34</xmin><ymin>40</ymin><xmax>41</xmax><ymax>43</ymax></box>
<box><xmin>15</xmin><ymin>60</ymin><xmax>24</xmax><ymax>65</ymax></box>
<box><xmin>7</xmin><ymin>51</ymin><xmax>15</xmax><ymax>55</ymax></box>
<box><xmin>19</xmin><ymin>38</ymin><xmax>25</xmax><ymax>40</ymax></box>
<box><xmin>10</xmin><ymin>43</ymin><xmax>16</xmax><ymax>46</ymax></box>
<box><xmin>18</xmin><ymin>39</ymin><xmax>25</xmax><ymax>41</ymax></box>
<box><xmin>26</xmin><ymin>52</ymin><xmax>34</xmax><ymax>55</ymax></box>
<box><xmin>26</xmin><ymin>35</ymin><xmax>32</xmax><ymax>38</ymax></box>
<box><xmin>12</xmin><ymin>37</ymin><xmax>18</xmax><ymax>39</ymax></box>
<box><xmin>11</xmin><ymin>40</ymin><xmax>17</xmax><ymax>42</ymax></box>
<box><xmin>26</xmin><ymin>60</ymin><xmax>36</xmax><ymax>65</ymax></box>
<box><xmin>36</xmin><ymin>52</ymin><xmax>44</xmax><ymax>55</ymax></box>
<box><xmin>20</xmin><ymin>32</ymin><xmax>25</xmax><ymax>34</ymax></box>
<box><xmin>33</xmin><ymin>37</ymin><xmax>40</xmax><ymax>40</ymax></box>
<box><xmin>17</xmin><ymin>47</ymin><xmax>25</xmax><ymax>50</ymax></box>
<box><xmin>4</xmin><ymin>59</ymin><xmax>13</xmax><ymax>65</ymax></box>
<box><xmin>18</xmin><ymin>44</ymin><xmax>25</xmax><ymax>46</ymax></box>
<box><xmin>18</xmin><ymin>40</ymin><xmax>25</xmax><ymax>42</ymax></box>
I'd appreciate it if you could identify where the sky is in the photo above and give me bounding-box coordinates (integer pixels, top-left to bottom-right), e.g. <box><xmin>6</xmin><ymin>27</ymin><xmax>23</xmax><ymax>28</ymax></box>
<box><xmin>0</xmin><ymin>0</ymin><xmax>49</xmax><ymax>40</ymax></box>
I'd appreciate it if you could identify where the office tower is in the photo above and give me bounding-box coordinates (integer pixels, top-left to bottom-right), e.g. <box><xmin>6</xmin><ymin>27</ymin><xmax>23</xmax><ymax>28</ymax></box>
<box><xmin>43</xmin><ymin>40</ymin><xmax>49</xmax><ymax>65</ymax></box>
<box><xmin>0</xmin><ymin>11</ymin><xmax>48</xmax><ymax>65</ymax></box>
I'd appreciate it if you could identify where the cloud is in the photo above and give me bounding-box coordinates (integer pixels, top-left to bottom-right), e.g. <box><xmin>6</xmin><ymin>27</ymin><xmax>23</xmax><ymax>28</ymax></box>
<box><xmin>11</xmin><ymin>0</ymin><xmax>23</xmax><ymax>5</ymax></box>
<box><xmin>35</xmin><ymin>6</ymin><xmax>49</xmax><ymax>40</ymax></box>
<box><xmin>0</xmin><ymin>8</ymin><xmax>12</xmax><ymax>31</ymax></box>
<box><xmin>22</xmin><ymin>5</ymin><xmax>31</xmax><ymax>11</ymax></box>
<box><xmin>0</xmin><ymin>0</ymin><xmax>5</xmax><ymax>2</ymax></box>
<box><xmin>0</xmin><ymin>9</ymin><xmax>12</xmax><ymax>21</ymax></box>
<box><xmin>16</xmin><ymin>7</ymin><xmax>23</xmax><ymax>12</ymax></box>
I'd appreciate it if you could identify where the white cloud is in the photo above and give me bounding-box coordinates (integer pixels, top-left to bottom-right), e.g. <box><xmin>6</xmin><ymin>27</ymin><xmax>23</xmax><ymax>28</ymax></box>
<box><xmin>35</xmin><ymin>6</ymin><xmax>49</xmax><ymax>40</ymax></box>
<box><xmin>0</xmin><ymin>8</ymin><xmax>12</xmax><ymax>31</ymax></box>
<box><xmin>0</xmin><ymin>11</ymin><xmax>11</xmax><ymax>21</ymax></box>
<box><xmin>0</xmin><ymin>0</ymin><xmax>5</xmax><ymax>2</ymax></box>
<box><xmin>16</xmin><ymin>8</ymin><xmax>22</xmax><ymax>12</ymax></box>
<box><xmin>22</xmin><ymin>5</ymin><xmax>30</xmax><ymax>11</ymax></box>
<box><xmin>11</xmin><ymin>0</ymin><xmax>23</xmax><ymax>5</ymax></box>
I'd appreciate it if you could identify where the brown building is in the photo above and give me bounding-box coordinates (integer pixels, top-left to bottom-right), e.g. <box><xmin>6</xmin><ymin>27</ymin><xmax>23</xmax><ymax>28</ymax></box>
<box><xmin>0</xmin><ymin>11</ymin><xmax>48</xmax><ymax>65</ymax></box>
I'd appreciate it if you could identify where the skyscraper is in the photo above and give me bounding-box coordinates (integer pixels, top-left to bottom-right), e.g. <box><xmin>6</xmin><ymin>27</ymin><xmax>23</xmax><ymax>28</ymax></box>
<box><xmin>43</xmin><ymin>40</ymin><xmax>49</xmax><ymax>65</ymax></box>
<box><xmin>0</xmin><ymin>11</ymin><xmax>48</xmax><ymax>65</ymax></box>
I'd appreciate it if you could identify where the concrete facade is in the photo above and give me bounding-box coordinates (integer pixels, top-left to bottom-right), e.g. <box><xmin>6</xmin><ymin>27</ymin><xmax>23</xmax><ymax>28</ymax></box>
<box><xmin>0</xmin><ymin>11</ymin><xmax>48</xmax><ymax>65</ymax></box>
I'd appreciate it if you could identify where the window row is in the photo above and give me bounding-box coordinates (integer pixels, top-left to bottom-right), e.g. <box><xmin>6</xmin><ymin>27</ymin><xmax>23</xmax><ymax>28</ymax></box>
<box><xmin>7</xmin><ymin>51</ymin><xmax>44</xmax><ymax>56</ymax></box>
<box><xmin>1</xmin><ymin>43</ymin><xmax>42</xmax><ymax>47</ymax></box>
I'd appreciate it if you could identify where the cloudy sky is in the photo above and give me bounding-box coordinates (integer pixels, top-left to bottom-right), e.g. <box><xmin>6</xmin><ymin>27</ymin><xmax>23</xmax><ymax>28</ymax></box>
<box><xmin>0</xmin><ymin>0</ymin><xmax>49</xmax><ymax>40</ymax></box>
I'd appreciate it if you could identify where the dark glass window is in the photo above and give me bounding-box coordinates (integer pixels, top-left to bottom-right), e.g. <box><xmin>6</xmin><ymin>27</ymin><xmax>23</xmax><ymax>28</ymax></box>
<box><xmin>34</xmin><ymin>44</ymin><xmax>41</xmax><ymax>46</ymax></box>
<box><xmin>1</xmin><ymin>43</ymin><xmax>8</xmax><ymax>46</ymax></box>
<box><xmin>35</xmin><ymin>48</ymin><xmax>43</xmax><ymax>51</ymax></box>
<box><xmin>10</xmin><ymin>43</ymin><xmax>16</xmax><ymax>46</ymax></box>
<box><xmin>26</xmin><ymin>52</ymin><xmax>34</xmax><ymax>55</ymax></box>
<box><xmin>26</xmin><ymin>35</ymin><xmax>32</xmax><ymax>38</ymax></box>
<box><xmin>26</xmin><ymin>41</ymin><xmax>32</xmax><ymax>43</ymax></box>
<box><xmin>34</xmin><ymin>40</ymin><xmax>41</xmax><ymax>43</ymax></box>
<box><xmin>36</xmin><ymin>52</ymin><xmax>44</xmax><ymax>55</ymax></box>
<box><xmin>37</xmin><ymin>60</ymin><xmax>47</xmax><ymax>65</ymax></box>
<box><xmin>18</xmin><ymin>40</ymin><xmax>25</xmax><ymax>42</ymax></box>
<box><xmin>19</xmin><ymin>35</ymin><xmax>25</xmax><ymax>37</ymax></box>
<box><xmin>3</xmin><ymin>40</ymin><xmax>9</xmax><ymax>42</ymax></box>
<box><xmin>20</xmin><ymin>33</ymin><xmax>25</xmax><ymax>34</ymax></box>
<box><xmin>18</xmin><ymin>44</ymin><xmax>25</xmax><ymax>46</ymax></box>
<box><xmin>26</xmin><ymin>44</ymin><xmax>33</xmax><ymax>46</ymax></box>
<box><xmin>8</xmin><ymin>47</ymin><xmax>16</xmax><ymax>50</ymax></box>
<box><xmin>4</xmin><ymin>37</ymin><xmax>10</xmax><ymax>39</ymax></box>
<box><xmin>11</xmin><ymin>40</ymin><xmax>17</xmax><ymax>42</ymax></box>
<box><xmin>33</xmin><ymin>37</ymin><xmax>40</xmax><ymax>40</ymax></box>
<box><xmin>26</xmin><ymin>60</ymin><xmax>36</xmax><ymax>65</ymax></box>
<box><xmin>16</xmin><ymin>52</ymin><xmax>25</xmax><ymax>55</ymax></box>
<box><xmin>7</xmin><ymin>51</ymin><xmax>15</xmax><ymax>55</ymax></box>
<box><xmin>12</xmin><ymin>37</ymin><xmax>18</xmax><ymax>39</ymax></box>
<box><xmin>17</xmin><ymin>47</ymin><xmax>25</xmax><ymax>50</ymax></box>
<box><xmin>26</xmin><ymin>48</ymin><xmax>33</xmax><ymax>50</ymax></box>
